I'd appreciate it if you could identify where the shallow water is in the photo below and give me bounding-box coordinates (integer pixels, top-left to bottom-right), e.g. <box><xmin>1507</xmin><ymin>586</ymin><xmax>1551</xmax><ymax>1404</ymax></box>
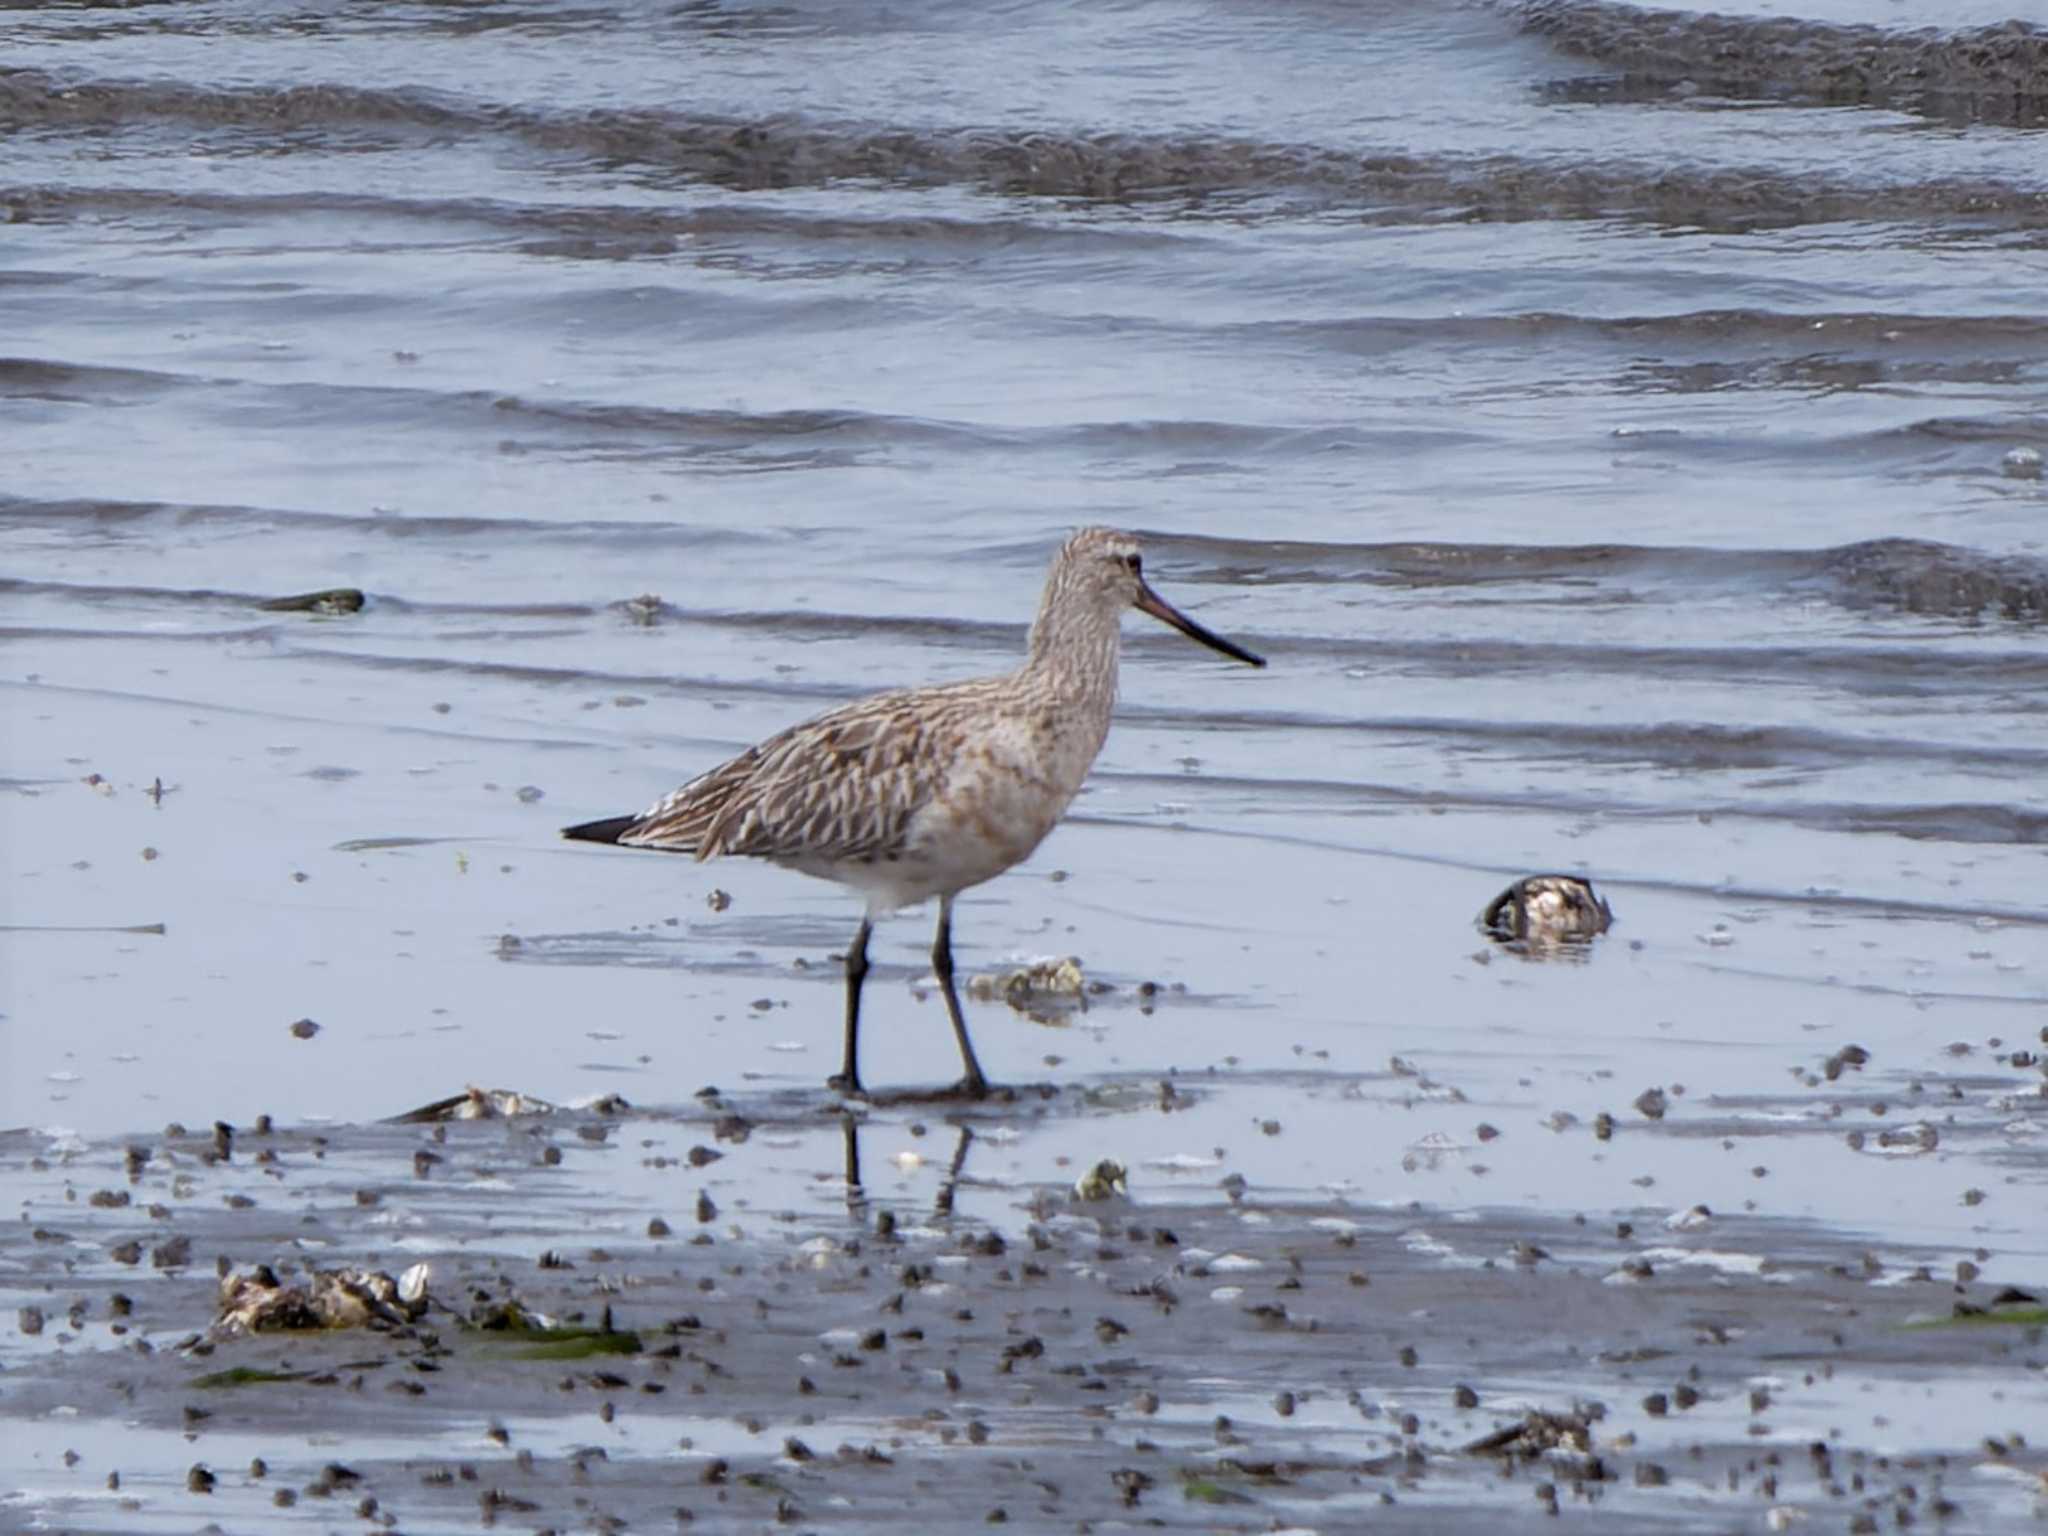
<box><xmin>4</xmin><ymin>0</ymin><xmax>2047</xmax><ymax>1518</ymax></box>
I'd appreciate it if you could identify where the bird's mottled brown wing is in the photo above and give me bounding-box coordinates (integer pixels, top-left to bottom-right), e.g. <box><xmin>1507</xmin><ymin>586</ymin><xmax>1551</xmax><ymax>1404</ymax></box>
<box><xmin>619</xmin><ymin>687</ymin><xmax>971</xmax><ymax>864</ymax></box>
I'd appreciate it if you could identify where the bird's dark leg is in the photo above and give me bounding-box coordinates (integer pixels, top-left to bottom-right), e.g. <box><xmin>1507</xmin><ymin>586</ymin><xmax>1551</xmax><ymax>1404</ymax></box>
<box><xmin>934</xmin><ymin>1122</ymin><xmax>975</xmax><ymax>1218</ymax></box>
<box><xmin>932</xmin><ymin>896</ymin><xmax>991</xmax><ymax>1098</ymax></box>
<box><xmin>840</xmin><ymin>1111</ymin><xmax>867</xmax><ymax>1215</ymax></box>
<box><xmin>830</xmin><ymin>916</ymin><xmax>873</xmax><ymax>1097</ymax></box>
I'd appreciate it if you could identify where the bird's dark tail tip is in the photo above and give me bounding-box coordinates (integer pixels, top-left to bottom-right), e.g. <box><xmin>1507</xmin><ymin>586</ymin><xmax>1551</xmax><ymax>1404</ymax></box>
<box><xmin>561</xmin><ymin>814</ymin><xmax>642</xmax><ymax>845</ymax></box>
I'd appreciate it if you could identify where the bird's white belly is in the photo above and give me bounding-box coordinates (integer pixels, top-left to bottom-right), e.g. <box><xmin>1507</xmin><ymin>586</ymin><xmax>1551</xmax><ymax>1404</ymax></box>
<box><xmin>925</xmin><ymin>776</ymin><xmax>1066</xmax><ymax>883</ymax></box>
<box><xmin>796</xmin><ymin>755</ymin><xmax>1078</xmax><ymax>911</ymax></box>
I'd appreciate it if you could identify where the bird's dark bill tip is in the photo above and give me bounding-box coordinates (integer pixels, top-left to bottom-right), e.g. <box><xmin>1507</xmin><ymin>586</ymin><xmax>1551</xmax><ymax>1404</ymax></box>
<box><xmin>562</xmin><ymin>814</ymin><xmax>641</xmax><ymax>845</ymax></box>
<box><xmin>1134</xmin><ymin>583</ymin><xmax>1265</xmax><ymax>668</ymax></box>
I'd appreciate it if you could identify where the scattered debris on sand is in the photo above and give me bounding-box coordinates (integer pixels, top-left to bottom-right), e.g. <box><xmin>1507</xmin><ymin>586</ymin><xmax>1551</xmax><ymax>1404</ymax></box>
<box><xmin>967</xmin><ymin>955</ymin><xmax>1087</xmax><ymax>1019</ymax></box>
<box><xmin>4</xmin><ymin>1095</ymin><xmax>2043</xmax><ymax>1536</ymax></box>
<box><xmin>1071</xmin><ymin>1158</ymin><xmax>1129</xmax><ymax>1201</ymax></box>
<box><xmin>1481</xmin><ymin>875</ymin><xmax>1613</xmax><ymax>948</ymax></box>
<box><xmin>394</xmin><ymin>1086</ymin><xmax>557</xmax><ymax>1122</ymax></box>
<box><xmin>214</xmin><ymin>1263</ymin><xmax>431</xmax><ymax>1336</ymax></box>
<box><xmin>1464</xmin><ymin>1405</ymin><xmax>1606</xmax><ymax>1483</ymax></box>
<box><xmin>392</xmin><ymin>1087</ymin><xmax>631</xmax><ymax>1123</ymax></box>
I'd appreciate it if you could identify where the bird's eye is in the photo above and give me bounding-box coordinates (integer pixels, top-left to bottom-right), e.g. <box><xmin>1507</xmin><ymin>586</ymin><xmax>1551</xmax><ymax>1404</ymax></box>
<box><xmin>1122</xmin><ymin>553</ymin><xmax>1142</xmax><ymax>573</ymax></box>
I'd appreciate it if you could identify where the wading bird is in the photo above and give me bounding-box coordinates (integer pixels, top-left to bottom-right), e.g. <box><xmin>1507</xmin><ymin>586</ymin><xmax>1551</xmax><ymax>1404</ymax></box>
<box><xmin>563</xmin><ymin>527</ymin><xmax>1264</xmax><ymax>1098</ymax></box>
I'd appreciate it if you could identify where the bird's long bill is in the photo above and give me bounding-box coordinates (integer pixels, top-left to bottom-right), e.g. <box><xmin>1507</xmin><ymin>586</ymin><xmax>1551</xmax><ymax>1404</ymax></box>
<box><xmin>1134</xmin><ymin>581</ymin><xmax>1266</xmax><ymax>667</ymax></box>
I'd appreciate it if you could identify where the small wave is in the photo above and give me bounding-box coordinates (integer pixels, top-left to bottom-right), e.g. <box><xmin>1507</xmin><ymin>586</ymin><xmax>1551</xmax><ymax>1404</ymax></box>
<box><xmin>1821</xmin><ymin>537</ymin><xmax>2048</xmax><ymax>624</ymax></box>
<box><xmin>0</xmin><ymin>355</ymin><xmax>186</xmax><ymax>403</ymax></box>
<box><xmin>267</xmin><ymin>629</ymin><xmax>2048</xmax><ymax>781</ymax></box>
<box><xmin>1081</xmin><ymin>815</ymin><xmax>2048</xmax><ymax>929</ymax></box>
<box><xmin>6</xmin><ymin>68</ymin><xmax>2046</xmax><ymax>229</ymax></box>
<box><xmin>0</xmin><ymin>70</ymin><xmax>474</xmax><ymax>134</ymax></box>
<box><xmin>0</xmin><ymin>574</ymin><xmax>590</xmax><ymax>621</ymax></box>
<box><xmin>0</xmin><ymin>355</ymin><xmax>1470</xmax><ymax>466</ymax></box>
<box><xmin>0</xmin><ymin>360</ymin><xmax>994</xmax><ymax>466</ymax></box>
<box><xmin>0</xmin><ymin>182</ymin><xmax>1194</xmax><ymax>257</ymax></box>
<box><xmin>1514</xmin><ymin>2</ymin><xmax>2048</xmax><ymax>127</ymax></box>
<box><xmin>1232</xmin><ymin>634</ymin><xmax>2048</xmax><ymax>696</ymax></box>
<box><xmin>1226</xmin><ymin>311</ymin><xmax>2048</xmax><ymax>398</ymax></box>
<box><xmin>0</xmin><ymin>492</ymin><xmax>778</xmax><ymax>549</ymax></box>
<box><xmin>1159</xmin><ymin>532</ymin><xmax>2048</xmax><ymax>625</ymax></box>
<box><xmin>1243</xmin><ymin>310</ymin><xmax>2048</xmax><ymax>358</ymax></box>
<box><xmin>1100</xmin><ymin>766</ymin><xmax>2048</xmax><ymax>848</ymax></box>
<box><xmin>1196</xmin><ymin>711</ymin><xmax>2048</xmax><ymax>775</ymax></box>
<box><xmin>485</xmin><ymin>393</ymin><xmax>990</xmax><ymax>451</ymax></box>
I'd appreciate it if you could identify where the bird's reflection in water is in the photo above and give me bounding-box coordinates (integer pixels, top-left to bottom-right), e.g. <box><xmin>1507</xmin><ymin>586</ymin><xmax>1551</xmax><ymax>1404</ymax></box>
<box><xmin>841</xmin><ymin>1113</ymin><xmax>976</xmax><ymax>1226</ymax></box>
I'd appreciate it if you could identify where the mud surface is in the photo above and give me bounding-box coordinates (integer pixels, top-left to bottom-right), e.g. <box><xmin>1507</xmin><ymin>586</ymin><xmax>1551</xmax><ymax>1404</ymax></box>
<box><xmin>6</xmin><ymin>1086</ymin><xmax>2046</xmax><ymax>1534</ymax></box>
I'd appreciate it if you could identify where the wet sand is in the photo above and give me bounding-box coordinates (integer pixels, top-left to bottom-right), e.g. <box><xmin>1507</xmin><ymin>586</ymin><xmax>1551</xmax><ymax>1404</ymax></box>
<box><xmin>7</xmin><ymin>1087</ymin><xmax>2045</xmax><ymax>1534</ymax></box>
<box><xmin>8</xmin><ymin>616</ymin><xmax>2047</xmax><ymax>1533</ymax></box>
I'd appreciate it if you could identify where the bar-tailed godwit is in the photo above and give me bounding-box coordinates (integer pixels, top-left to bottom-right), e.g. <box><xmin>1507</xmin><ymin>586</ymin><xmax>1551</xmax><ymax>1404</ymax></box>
<box><xmin>563</xmin><ymin>527</ymin><xmax>1264</xmax><ymax>1098</ymax></box>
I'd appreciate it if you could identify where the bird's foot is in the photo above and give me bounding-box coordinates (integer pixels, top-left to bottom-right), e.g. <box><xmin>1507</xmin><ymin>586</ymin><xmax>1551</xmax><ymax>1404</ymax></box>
<box><xmin>826</xmin><ymin>1072</ymin><xmax>869</xmax><ymax>1100</ymax></box>
<box><xmin>935</xmin><ymin>1074</ymin><xmax>997</xmax><ymax>1103</ymax></box>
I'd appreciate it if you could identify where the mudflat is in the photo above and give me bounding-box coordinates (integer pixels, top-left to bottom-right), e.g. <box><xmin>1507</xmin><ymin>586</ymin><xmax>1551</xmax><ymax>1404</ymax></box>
<box><xmin>6</xmin><ymin>1080</ymin><xmax>2045</xmax><ymax>1534</ymax></box>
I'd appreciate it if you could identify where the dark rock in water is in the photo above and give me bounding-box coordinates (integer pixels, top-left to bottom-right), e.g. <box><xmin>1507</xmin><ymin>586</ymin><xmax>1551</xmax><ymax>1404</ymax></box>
<box><xmin>258</xmin><ymin>587</ymin><xmax>366</xmax><ymax>615</ymax></box>
<box><xmin>1481</xmin><ymin>875</ymin><xmax>1613</xmax><ymax>947</ymax></box>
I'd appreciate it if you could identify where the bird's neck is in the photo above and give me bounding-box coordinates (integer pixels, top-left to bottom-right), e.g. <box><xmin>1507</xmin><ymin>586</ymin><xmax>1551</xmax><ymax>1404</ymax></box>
<box><xmin>1019</xmin><ymin>598</ymin><xmax>1130</xmax><ymax>774</ymax></box>
<box><xmin>1022</xmin><ymin>591</ymin><xmax>1122</xmax><ymax>704</ymax></box>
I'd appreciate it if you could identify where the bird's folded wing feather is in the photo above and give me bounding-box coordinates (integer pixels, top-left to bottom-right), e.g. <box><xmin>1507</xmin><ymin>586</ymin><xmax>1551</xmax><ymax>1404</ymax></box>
<box><xmin>621</xmin><ymin>690</ymin><xmax>952</xmax><ymax>863</ymax></box>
